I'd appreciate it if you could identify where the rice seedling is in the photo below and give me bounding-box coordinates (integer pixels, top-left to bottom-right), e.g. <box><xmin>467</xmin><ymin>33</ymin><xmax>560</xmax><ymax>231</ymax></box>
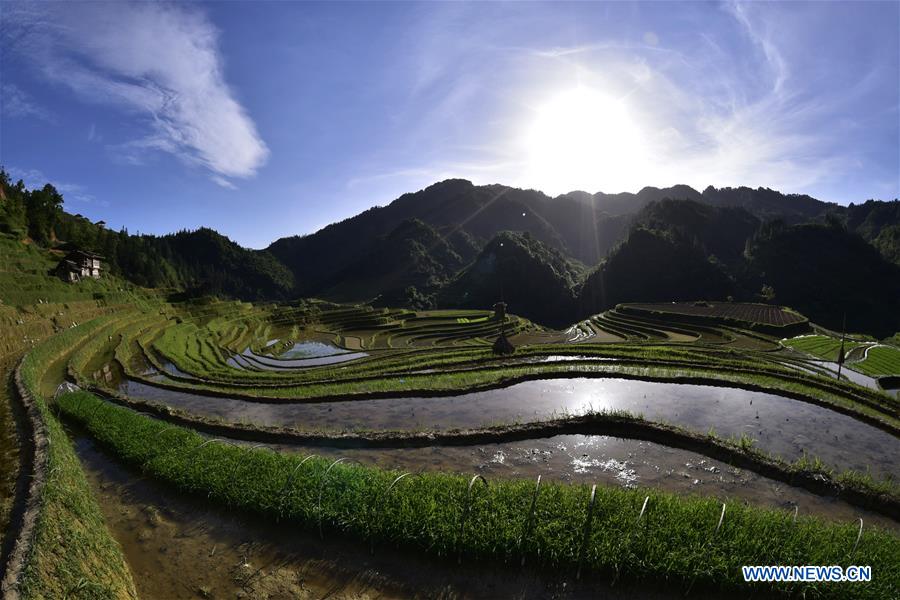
<box><xmin>55</xmin><ymin>390</ymin><xmax>900</xmax><ymax>599</ymax></box>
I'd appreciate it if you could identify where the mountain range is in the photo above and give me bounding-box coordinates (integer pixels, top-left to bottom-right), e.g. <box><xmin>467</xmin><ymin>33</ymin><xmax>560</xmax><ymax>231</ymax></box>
<box><xmin>262</xmin><ymin>179</ymin><xmax>899</xmax><ymax>333</ymax></box>
<box><xmin>2</xmin><ymin>172</ymin><xmax>898</xmax><ymax>336</ymax></box>
<box><xmin>266</xmin><ymin>179</ymin><xmax>839</xmax><ymax>289</ymax></box>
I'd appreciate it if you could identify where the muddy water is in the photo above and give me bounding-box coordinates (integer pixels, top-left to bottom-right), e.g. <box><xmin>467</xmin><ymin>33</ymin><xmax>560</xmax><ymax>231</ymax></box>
<box><xmin>74</xmin><ymin>435</ymin><xmax>688</xmax><ymax>600</ymax></box>
<box><xmin>271</xmin><ymin>433</ymin><xmax>898</xmax><ymax>532</ymax></box>
<box><xmin>120</xmin><ymin>377</ymin><xmax>900</xmax><ymax>479</ymax></box>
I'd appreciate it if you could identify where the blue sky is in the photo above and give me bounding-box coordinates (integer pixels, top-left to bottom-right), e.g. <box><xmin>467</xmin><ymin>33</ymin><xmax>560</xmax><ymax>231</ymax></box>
<box><xmin>1</xmin><ymin>1</ymin><xmax>898</xmax><ymax>248</ymax></box>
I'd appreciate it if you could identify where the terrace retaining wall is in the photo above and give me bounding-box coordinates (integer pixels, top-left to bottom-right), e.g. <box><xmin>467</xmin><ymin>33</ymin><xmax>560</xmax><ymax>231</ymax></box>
<box><xmin>0</xmin><ymin>360</ymin><xmax>50</xmax><ymax>600</ymax></box>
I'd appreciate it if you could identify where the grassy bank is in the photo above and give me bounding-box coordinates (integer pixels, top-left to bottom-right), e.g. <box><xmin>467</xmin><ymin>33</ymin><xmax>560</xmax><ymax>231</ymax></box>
<box><xmin>11</xmin><ymin>319</ymin><xmax>137</xmax><ymax>599</ymax></box>
<box><xmin>58</xmin><ymin>391</ymin><xmax>899</xmax><ymax>599</ymax></box>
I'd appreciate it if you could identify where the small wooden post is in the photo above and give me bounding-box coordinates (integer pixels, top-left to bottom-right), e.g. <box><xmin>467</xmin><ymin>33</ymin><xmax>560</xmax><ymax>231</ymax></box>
<box><xmin>837</xmin><ymin>312</ymin><xmax>846</xmax><ymax>380</ymax></box>
<box><xmin>576</xmin><ymin>484</ymin><xmax>597</xmax><ymax>579</ymax></box>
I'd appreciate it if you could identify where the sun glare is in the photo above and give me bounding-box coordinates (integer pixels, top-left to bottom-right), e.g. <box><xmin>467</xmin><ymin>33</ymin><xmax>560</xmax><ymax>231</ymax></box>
<box><xmin>523</xmin><ymin>87</ymin><xmax>647</xmax><ymax>194</ymax></box>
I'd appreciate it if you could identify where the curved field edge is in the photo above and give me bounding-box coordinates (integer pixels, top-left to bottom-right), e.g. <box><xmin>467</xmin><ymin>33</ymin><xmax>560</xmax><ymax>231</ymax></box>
<box><xmin>3</xmin><ymin>319</ymin><xmax>137</xmax><ymax>600</ymax></box>
<box><xmin>58</xmin><ymin>391</ymin><xmax>899</xmax><ymax>599</ymax></box>
<box><xmin>68</xmin><ymin>390</ymin><xmax>900</xmax><ymax>520</ymax></box>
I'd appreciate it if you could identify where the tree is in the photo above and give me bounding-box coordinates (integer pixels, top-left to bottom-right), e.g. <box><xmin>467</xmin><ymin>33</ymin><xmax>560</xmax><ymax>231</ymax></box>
<box><xmin>25</xmin><ymin>183</ymin><xmax>64</xmax><ymax>244</ymax></box>
<box><xmin>0</xmin><ymin>167</ymin><xmax>28</xmax><ymax>236</ymax></box>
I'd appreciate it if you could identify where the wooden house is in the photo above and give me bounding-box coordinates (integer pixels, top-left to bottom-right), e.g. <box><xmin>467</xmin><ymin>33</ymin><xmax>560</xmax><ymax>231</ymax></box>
<box><xmin>56</xmin><ymin>250</ymin><xmax>103</xmax><ymax>282</ymax></box>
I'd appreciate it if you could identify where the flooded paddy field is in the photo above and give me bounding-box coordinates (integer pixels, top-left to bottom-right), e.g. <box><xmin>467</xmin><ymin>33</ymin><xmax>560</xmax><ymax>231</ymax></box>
<box><xmin>222</xmin><ymin>340</ymin><xmax>371</xmax><ymax>370</ymax></box>
<box><xmin>74</xmin><ymin>434</ymin><xmax>692</xmax><ymax>600</ymax></box>
<box><xmin>227</xmin><ymin>348</ymin><xmax>370</xmax><ymax>370</ymax></box>
<box><xmin>118</xmin><ymin>376</ymin><xmax>900</xmax><ymax>479</ymax></box>
<box><xmin>273</xmin><ymin>340</ymin><xmax>352</xmax><ymax>359</ymax></box>
<box><xmin>803</xmin><ymin>359</ymin><xmax>883</xmax><ymax>391</ymax></box>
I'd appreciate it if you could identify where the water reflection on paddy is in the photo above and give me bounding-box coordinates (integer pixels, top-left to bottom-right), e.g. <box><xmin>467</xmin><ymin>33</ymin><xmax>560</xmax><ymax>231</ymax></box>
<box><xmin>119</xmin><ymin>377</ymin><xmax>900</xmax><ymax>479</ymax></box>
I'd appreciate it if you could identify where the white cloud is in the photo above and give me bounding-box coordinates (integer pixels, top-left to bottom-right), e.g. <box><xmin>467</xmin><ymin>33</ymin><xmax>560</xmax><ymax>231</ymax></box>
<box><xmin>211</xmin><ymin>175</ymin><xmax>237</xmax><ymax>190</ymax></box>
<box><xmin>4</xmin><ymin>2</ymin><xmax>268</xmax><ymax>186</ymax></box>
<box><xmin>5</xmin><ymin>167</ymin><xmax>48</xmax><ymax>190</ymax></box>
<box><xmin>1</xmin><ymin>83</ymin><xmax>55</xmax><ymax>122</ymax></box>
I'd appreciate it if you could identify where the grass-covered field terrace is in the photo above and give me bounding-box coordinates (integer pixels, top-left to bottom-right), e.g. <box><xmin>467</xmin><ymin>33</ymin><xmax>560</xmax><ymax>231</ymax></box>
<box><xmin>622</xmin><ymin>301</ymin><xmax>809</xmax><ymax>328</ymax></box>
<box><xmin>4</xmin><ymin>295</ymin><xmax>900</xmax><ymax>598</ymax></box>
<box><xmin>783</xmin><ymin>334</ymin><xmax>900</xmax><ymax>380</ymax></box>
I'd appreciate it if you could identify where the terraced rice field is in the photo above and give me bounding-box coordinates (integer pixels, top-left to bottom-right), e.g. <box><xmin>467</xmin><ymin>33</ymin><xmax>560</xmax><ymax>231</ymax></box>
<box><xmin>581</xmin><ymin>305</ymin><xmax>793</xmax><ymax>350</ymax></box>
<box><xmin>623</xmin><ymin>302</ymin><xmax>808</xmax><ymax>327</ymax></box>
<box><xmin>783</xmin><ymin>334</ymin><xmax>900</xmax><ymax>391</ymax></box>
<box><xmin>5</xmin><ymin>298</ymin><xmax>900</xmax><ymax>599</ymax></box>
<box><xmin>853</xmin><ymin>345</ymin><xmax>900</xmax><ymax>377</ymax></box>
<box><xmin>783</xmin><ymin>335</ymin><xmax>864</xmax><ymax>362</ymax></box>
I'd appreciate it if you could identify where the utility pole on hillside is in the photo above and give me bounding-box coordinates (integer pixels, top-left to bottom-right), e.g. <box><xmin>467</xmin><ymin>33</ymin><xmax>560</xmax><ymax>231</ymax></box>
<box><xmin>836</xmin><ymin>312</ymin><xmax>846</xmax><ymax>380</ymax></box>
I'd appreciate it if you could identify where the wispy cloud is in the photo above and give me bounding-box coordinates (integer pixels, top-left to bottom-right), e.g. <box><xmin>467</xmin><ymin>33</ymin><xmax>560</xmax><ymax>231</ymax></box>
<box><xmin>370</xmin><ymin>1</ymin><xmax>893</xmax><ymax>200</ymax></box>
<box><xmin>6</xmin><ymin>167</ymin><xmax>51</xmax><ymax>190</ymax></box>
<box><xmin>6</xmin><ymin>166</ymin><xmax>108</xmax><ymax>207</ymax></box>
<box><xmin>211</xmin><ymin>175</ymin><xmax>237</xmax><ymax>190</ymax></box>
<box><xmin>725</xmin><ymin>0</ymin><xmax>788</xmax><ymax>97</ymax></box>
<box><xmin>3</xmin><ymin>2</ymin><xmax>268</xmax><ymax>187</ymax></box>
<box><xmin>1</xmin><ymin>83</ymin><xmax>55</xmax><ymax>122</ymax></box>
<box><xmin>523</xmin><ymin>8</ymin><xmax>819</xmax><ymax>193</ymax></box>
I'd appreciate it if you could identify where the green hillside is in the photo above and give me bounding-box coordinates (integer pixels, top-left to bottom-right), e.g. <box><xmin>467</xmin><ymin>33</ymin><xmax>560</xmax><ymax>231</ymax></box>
<box><xmin>438</xmin><ymin>231</ymin><xmax>581</xmax><ymax>326</ymax></box>
<box><xmin>3</xmin><ymin>168</ymin><xmax>899</xmax><ymax>334</ymax></box>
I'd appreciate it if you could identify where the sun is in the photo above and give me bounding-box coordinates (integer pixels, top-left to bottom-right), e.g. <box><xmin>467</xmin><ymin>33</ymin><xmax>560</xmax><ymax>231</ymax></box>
<box><xmin>523</xmin><ymin>87</ymin><xmax>647</xmax><ymax>194</ymax></box>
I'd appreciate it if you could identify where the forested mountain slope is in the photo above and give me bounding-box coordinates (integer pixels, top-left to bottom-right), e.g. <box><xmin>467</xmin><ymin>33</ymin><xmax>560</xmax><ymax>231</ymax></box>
<box><xmin>3</xmin><ymin>168</ymin><xmax>897</xmax><ymax>333</ymax></box>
